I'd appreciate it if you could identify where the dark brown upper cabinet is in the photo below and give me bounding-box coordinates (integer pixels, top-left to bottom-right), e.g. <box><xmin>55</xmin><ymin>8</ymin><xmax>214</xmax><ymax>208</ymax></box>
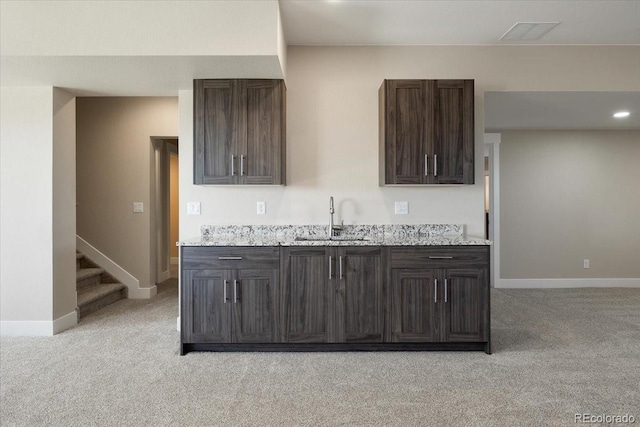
<box><xmin>379</xmin><ymin>79</ymin><xmax>474</xmax><ymax>185</ymax></box>
<box><xmin>194</xmin><ymin>79</ymin><xmax>286</xmax><ymax>185</ymax></box>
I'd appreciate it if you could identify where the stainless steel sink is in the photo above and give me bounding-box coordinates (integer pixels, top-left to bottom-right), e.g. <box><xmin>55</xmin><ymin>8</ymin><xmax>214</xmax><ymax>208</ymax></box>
<box><xmin>294</xmin><ymin>236</ymin><xmax>371</xmax><ymax>242</ymax></box>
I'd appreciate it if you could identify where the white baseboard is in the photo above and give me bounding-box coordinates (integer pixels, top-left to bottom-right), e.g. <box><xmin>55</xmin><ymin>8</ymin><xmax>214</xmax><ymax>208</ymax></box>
<box><xmin>496</xmin><ymin>278</ymin><xmax>640</xmax><ymax>289</ymax></box>
<box><xmin>77</xmin><ymin>235</ymin><xmax>153</xmax><ymax>299</ymax></box>
<box><xmin>1</xmin><ymin>311</ymin><xmax>77</xmax><ymax>336</ymax></box>
<box><xmin>129</xmin><ymin>285</ymin><xmax>157</xmax><ymax>299</ymax></box>
<box><xmin>53</xmin><ymin>311</ymin><xmax>78</xmax><ymax>334</ymax></box>
<box><xmin>171</xmin><ymin>257</ymin><xmax>179</xmax><ymax>265</ymax></box>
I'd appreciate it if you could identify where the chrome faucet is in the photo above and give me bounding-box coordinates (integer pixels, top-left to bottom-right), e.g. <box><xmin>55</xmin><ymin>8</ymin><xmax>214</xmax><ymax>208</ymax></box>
<box><xmin>329</xmin><ymin>196</ymin><xmax>342</xmax><ymax>238</ymax></box>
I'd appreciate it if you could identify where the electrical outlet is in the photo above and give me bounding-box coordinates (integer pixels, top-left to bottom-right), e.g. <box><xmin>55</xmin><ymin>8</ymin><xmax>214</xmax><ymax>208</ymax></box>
<box><xmin>133</xmin><ymin>202</ymin><xmax>143</xmax><ymax>213</ymax></box>
<box><xmin>187</xmin><ymin>202</ymin><xmax>201</xmax><ymax>215</ymax></box>
<box><xmin>257</xmin><ymin>201</ymin><xmax>266</xmax><ymax>215</ymax></box>
<box><xmin>394</xmin><ymin>201</ymin><xmax>409</xmax><ymax>215</ymax></box>
<box><xmin>583</xmin><ymin>259</ymin><xmax>590</xmax><ymax>269</ymax></box>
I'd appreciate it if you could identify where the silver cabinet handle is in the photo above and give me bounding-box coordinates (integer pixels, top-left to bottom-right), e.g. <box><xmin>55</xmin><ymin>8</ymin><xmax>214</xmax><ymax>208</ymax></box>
<box><xmin>218</xmin><ymin>256</ymin><xmax>243</xmax><ymax>260</ymax></box>
<box><xmin>240</xmin><ymin>155</ymin><xmax>245</xmax><ymax>176</ymax></box>
<box><xmin>339</xmin><ymin>256</ymin><xmax>343</xmax><ymax>280</ymax></box>
<box><xmin>424</xmin><ymin>155</ymin><xmax>428</xmax><ymax>176</ymax></box>
<box><xmin>434</xmin><ymin>154</ymin><xmax>438</xmax><ymax>177</ymax></box>
<box><xmin>428</xmin><ymin>256</ymin><xmax>453</xmax><ymax>259</ymax></box>
<box><xmin>224</xmin><ymin>280</ymin><xmax>229</xmax><ymax>303</ymax></box>
<box><xmin>434</xmin><ymin>278</ymin><xmax>438</xmax><ymax>303</ymax></box>
<box><xmin>329</xmin><ymin>256</ymin><xmax>333</xmax><ymax>279</ymax></box>
<box><xmin>231</xmin><ymin>155</ymin><xmax>236</xmax><ymax>176</ymax></box>
<box><xmin>233</xmin><ymin>279</ymin><xmax>238</xmax><ymax>303</ymax></box>
<box><xmin>444</xmin><ymin>279</ymin><xmax>448</xmax><ymax>303</ymax></box>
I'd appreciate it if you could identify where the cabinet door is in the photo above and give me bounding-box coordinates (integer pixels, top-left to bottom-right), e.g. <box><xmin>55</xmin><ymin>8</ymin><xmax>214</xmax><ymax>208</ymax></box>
<box><xmin>281</xmin><ymin>248</ymin><xmax>333</xmax><ymax>343</ymax></box>
<box><xmin>335</xmin><ymin>247</ymin><xmax>384</xmax><ymax>342</ymax></box>
<box><xmin>391</xmin><ymin>269</ymin><xmax>438</xmax><ymax>342</ymax></box>
<box><xmin>181</xmin><ymin>269</ymin><xmax>232</xmax><ymax>343</ymax></box>
<box><xmin>441</xmin><ymin>268</ymin><xmax>489</xmax><ymax>343</ymax></box>
<box><xmin>382</xmin><ymin>80</ymin><xmax>429</xmax><ymax>184</ymax></box>
<box><xmin>233</xmin><ymin>268</ymin><xmax>279</xmax><ymax>343</ymax></box>
<box><xmin>238</xmin><ymin>80</ymin><xmax>285</xmax><ymax>185</ymax></box>
<box><xmin>194</xmin><ymin>79</ymin><xmax>239</xmax><ymax>185</ymax></box>
<box><xmin>431</xmin><ymin>80</ymin><xmax>474</xmax><ymax>184</ymax></box>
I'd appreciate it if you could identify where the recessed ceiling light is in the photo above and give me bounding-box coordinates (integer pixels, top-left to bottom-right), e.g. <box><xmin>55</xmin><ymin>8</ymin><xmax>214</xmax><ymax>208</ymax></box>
<box><xmin>613</xmin><ymin>111</ymin><xmax>630</xmax><ymax>118</ymax></box>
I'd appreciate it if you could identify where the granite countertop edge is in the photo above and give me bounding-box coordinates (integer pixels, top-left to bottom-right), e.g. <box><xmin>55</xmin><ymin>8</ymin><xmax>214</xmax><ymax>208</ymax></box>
<box><xmin>178</xmin><ymin>236</ymin><xmax>492</xmax><ymax>247</ymax></box>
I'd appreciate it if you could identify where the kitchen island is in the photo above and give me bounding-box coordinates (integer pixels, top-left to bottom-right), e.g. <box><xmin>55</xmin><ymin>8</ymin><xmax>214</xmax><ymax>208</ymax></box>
<box><xmin>179</xmin><ymin>224</ymin><xmax>491</xmax><ymax>355</ymax></box>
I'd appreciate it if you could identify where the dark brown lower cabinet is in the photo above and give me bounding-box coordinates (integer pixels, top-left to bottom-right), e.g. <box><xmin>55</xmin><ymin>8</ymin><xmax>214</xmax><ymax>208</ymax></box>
<box><xmin>181</xmin><ymin>245</ymin><xmax>489</xmax><ymax>354</ymax></box>
<box><xmin>280</xmin><ymin>247</ymin><xmax>333</xmax><ymax>343</ymax></box>
<box><xmin>335</xmin><ymin>247</ymin><xmax>385</xmax><ymax>343</ymax></box>
<box><xmin>390</xmin><ymin>246</ymin><xmax>490</xmax><ymax>353</ymax></box>
<box><xmin>181</xmin><ymin>247</ymin><xmax>279</xmax><ymax>354</ymax></box>
<box><xmin>281</xmin><ymin>246</ymin><xmax>384</xmax><ymax>344</ymax></box>
<box><xmin>391</xmin><ymin>269</ymin><xmax>439</xmax><ymax>342</ymax></box>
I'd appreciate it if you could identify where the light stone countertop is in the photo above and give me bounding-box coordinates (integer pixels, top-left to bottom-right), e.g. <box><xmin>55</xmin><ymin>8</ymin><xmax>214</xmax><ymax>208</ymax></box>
<box><xmin>178</xmin><ymin>224</ymin><xmax>491</xmax><ymax>247</ymax></box>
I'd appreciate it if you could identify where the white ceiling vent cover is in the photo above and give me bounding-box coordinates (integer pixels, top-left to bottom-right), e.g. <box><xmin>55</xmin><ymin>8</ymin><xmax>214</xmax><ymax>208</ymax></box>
<box><xmin>500</xmin><ymin>22</ymin><xmax>560</xmax><ymax>41</ymax></box>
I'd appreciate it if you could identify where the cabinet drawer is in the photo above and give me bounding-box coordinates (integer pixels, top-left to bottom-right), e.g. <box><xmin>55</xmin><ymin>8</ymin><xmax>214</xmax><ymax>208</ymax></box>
<box><xmin>182</xmin><ymin>247</ymin><xmax>279</xmax><ymax>270</ymax></box>
<box><xmin>390</xmin><ymin>246</ymin><xmax>488</xmax><ymax>269</ymax></box>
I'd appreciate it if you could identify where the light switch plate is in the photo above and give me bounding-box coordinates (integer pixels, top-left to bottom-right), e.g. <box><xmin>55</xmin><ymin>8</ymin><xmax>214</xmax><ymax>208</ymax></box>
<box><xmin>395</xmin><ymin>201</ymin><xmax>409</xmax><ymax>215</ymax></box>
<box><xmin>187</xmin><ymin>202</ymin><xmax>201</xmax><ymax>215</ymax></box>
<box><xmin>133</xmin><ymin>202</ymin><xmax>143</xmax><ymax>213</ymax></box>
<box><xmin>257</xmin><ymin>201</ymin><xmax>266</xmax><ymax>215</ymax></box>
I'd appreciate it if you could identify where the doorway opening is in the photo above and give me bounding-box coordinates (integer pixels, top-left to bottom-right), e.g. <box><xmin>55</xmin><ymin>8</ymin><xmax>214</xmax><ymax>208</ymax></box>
<box><xmin>151</xmin><ymin>137</ymin><xmax>179</xmax><ymax>285</ymax></box>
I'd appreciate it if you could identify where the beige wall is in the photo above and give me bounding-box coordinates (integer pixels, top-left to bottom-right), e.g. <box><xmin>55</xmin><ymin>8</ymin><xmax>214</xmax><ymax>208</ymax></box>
<box><xmin>52</xmin><ymin>88</ymin><xmax>77</xmax><ymax>319</ymax></box>
<box><xmin>1</xmin><ymin>87</ymin><xmax>77</xmax><ymax>333</ymax></box>
<box><xmin>500</xmin><ymin>130</ymin><xmax>640</xmax><ymax>279</ymax></box>
<box><xmin>179</xmin><ymin>46</ymin><xmax>640</xmax><ymax>240</ymax></box>
<box><xmin>76</xmin><ymin>97</ymin><xmax>178</xmax><ymax>290</ymax></box>
<box><xmin>1</xmin><ymin>87</ymin><xmax>54</xmax><ymax>323</ymax></box>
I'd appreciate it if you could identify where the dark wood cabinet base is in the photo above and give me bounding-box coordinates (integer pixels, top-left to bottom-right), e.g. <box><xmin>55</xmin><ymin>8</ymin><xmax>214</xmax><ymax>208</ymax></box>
<box><xmin>181</xmin><ymin>342</ymin><xmax>491</xmax><ymax>355</ymax></box>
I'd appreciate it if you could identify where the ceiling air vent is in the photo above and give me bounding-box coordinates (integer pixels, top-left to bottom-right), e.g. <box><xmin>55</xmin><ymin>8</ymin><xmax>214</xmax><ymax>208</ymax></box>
<box><xmin>500</xmin><ymin>22</ymin><xmax>560</xmax><ymax>41</ymax></box>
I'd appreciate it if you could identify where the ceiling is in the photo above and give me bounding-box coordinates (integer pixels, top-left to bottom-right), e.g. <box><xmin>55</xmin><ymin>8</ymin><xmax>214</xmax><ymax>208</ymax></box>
<box><xmin>485</xmin><ymin>92</ymin><xmax>640</xmax><ymax>131</ymax></box>
<box><xmin>279</xmin><ymin>0</ymin><xmax>640</xmax><ymax>46</ymax></box>
<box><xmin>1</xmin><ymin>0</ymin><xmax>638</xmax><ymax>129</ymax></box>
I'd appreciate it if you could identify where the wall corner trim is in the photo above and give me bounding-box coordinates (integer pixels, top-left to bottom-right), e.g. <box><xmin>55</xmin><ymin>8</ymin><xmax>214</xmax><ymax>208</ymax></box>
<box><xmin>76</xmin><ymin>235</ymin><xmax>154</xmax><ymax>299</ymax></box>
<box><xmin>130</xmin><ymin>285</ymin><xmax>157</xmax><ymax>300</ymax></box>
<box><xmin>1</xmin><ymin>311</ymin><xmax>77</xmax><ymax>336</ymax></box>
<box><xmin>496</xmin><ymin>278</ymin><xmax>640</xmax><ymax>289</ymax></box>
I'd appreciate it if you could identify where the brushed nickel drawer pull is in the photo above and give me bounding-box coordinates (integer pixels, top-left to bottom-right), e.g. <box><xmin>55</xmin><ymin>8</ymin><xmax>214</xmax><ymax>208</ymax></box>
<box><xmin>224</xmin><ymin>280</ymin><xmax>229</xmax><ymax>303</ymax></box>
<box><xmin>240</xmin><ymin>154</ymin><xmax>245</xmax><ymax>176</ymax></box>
<box><xmin>429</xmin><ymin>256</ymin><xmax>453</xmax><ymax>259</ymax></box>
<box><xmin>231</xmin><ymin>155</ymin><xmax>236</xmax><ymax>176</ymax></box>
<box><xmin>434</xmin><ymin>279</ymin><xmax>438</xmax><ymax>303</ymax></box>
<box><xmin>339</xmin><ymin>256</ymin><xmax>344</xmax><ymax>280</ymax></box>
<box><xmin>329</xmin><ymin>256</ymin><xmax>333</xmax><ymax>279</ymax></box>
<box><xmin>424</xmin><ymin>155</ymin><xmax>428</xmax><ymax>176</ymax></box>
<box><xmin>234</xmin><ymin>280</ymin><xmax>238</xmax><ymax>303</ymax></box>
<box><xmin>218</xmin><ymin>256</ymin><xmax>243</xmax><ymax>260</ymax></box>
<box><xmin>434</xmin><ymin>154</ymin><xmax>438</xmax><ymax>177</ymax></box>
<box><xmin>444</xmin><ymin>279</ymin><xmax>448</xmax><ymax>303</ymax></box>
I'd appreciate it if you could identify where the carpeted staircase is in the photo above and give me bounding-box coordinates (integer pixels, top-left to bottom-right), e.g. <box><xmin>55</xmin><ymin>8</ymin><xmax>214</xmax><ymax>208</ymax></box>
<box><xmin>76</xmin><ymin>252</ymin><xmax>127</xmax><ymax>318</ymax></box>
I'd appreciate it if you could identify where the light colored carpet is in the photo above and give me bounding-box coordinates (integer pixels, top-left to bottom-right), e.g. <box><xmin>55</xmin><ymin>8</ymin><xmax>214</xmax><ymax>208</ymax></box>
<box><xmin>1</xmin><ymin>282</ymin><xmax>639</xmax><ymax>426</ymax></box>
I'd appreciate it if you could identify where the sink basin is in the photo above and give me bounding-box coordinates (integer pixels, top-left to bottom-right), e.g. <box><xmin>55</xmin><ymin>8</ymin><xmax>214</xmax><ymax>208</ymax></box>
<box><xmin>294</xmin><ymin>236</ymin><xmax>371</xmax><ymax>242</ymax></box>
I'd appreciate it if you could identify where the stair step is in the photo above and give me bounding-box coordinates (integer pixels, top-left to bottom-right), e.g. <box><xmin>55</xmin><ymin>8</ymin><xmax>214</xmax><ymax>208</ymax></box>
<box><xmin>76</xmin><ymin>252</ymin><xmax>84</xmax><ymax>271</ymax></box>
<box><xmin>76</xmin><ymin>268</ymin><xmax>105</xmax><ymax>290</ymax></box>
<box><xmin>77</xmin><ymin>283</ymin><xmax>127</xmax><ymax>318</ymax></box>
